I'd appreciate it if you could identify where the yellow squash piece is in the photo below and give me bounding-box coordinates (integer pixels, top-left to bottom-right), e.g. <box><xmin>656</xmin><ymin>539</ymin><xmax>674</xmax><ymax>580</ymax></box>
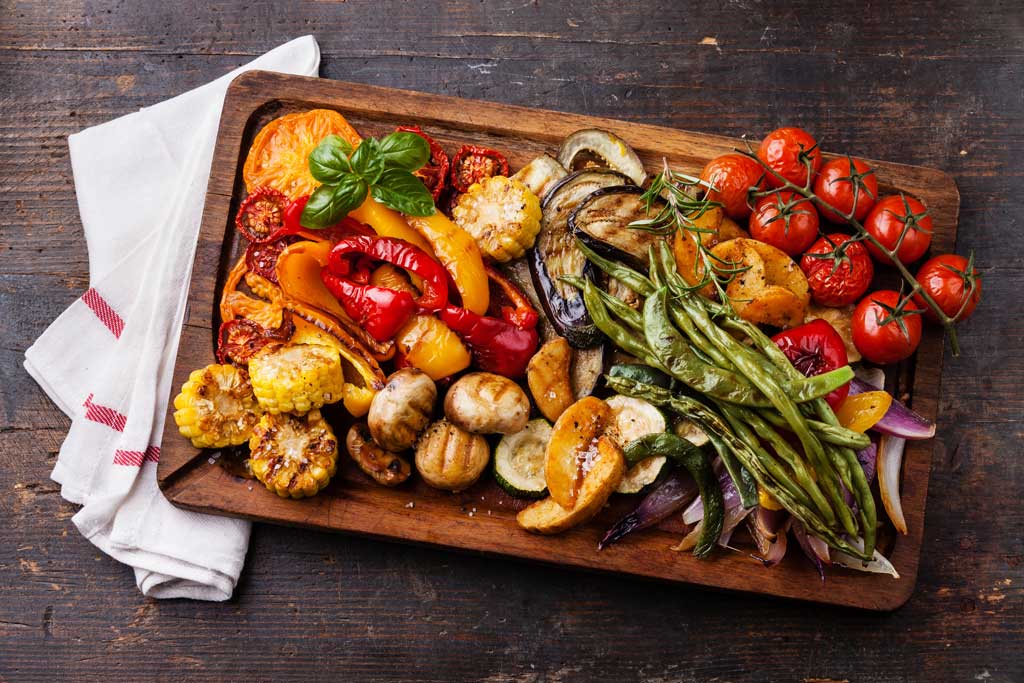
<box><xmin>248</xmin><ymin>343</ymin><xmax>345</xmax><ymax>415</ymax></box>
<box><xmin>544</xmin><ymin>396</ymin><xmax>611</xmax><ymax>509</ymax></box>
<box><xmin>249</xmin><ymin>409</ymin><xmax>339</xmax><ymax>498</ymax></box>
<box><xmin>517</xmin><ymin>436</ymin><xmax>626</xmax><ymax>534</ymax></box>
<box><xmin>452</xmin><ymin>176</ymin><xmax>542</xmax><ymax>262</ymax></box>
<box><xmin>173</xmin><ymin>364</ymin><xmax>261</xmax><ymax>449</ymax></box>
<box><xmin>406</xmin><ymin>212</ymin><xmax>489</xmax><ymax>315</ymax></box>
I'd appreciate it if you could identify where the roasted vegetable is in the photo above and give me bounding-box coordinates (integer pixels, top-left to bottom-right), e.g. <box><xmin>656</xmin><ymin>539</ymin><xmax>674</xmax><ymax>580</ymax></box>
<box><xmin>367</xmin><ymin>368</ymin><xmax>437</xmax><ymax>451</ymax></box>
<box><xmin>605</xmin><ymin>395</ymin><xmax>668</xmax><ymax>494</ymax></box>
<box><xmin>545</xmin><ymin>396</ymin><xmax>611</xmax><ymax>509</ymax></box>
<box><xmin>443</xmin><ymin>372</ymin><xmax>530</xmax><ymax>435</ymax></box>
<box><xmin>248</xmin><ymin>343</ymin><xmax>345</xmax><ymax>415</ymax></box>
<box><xmin>394</xmin><ymin>314</ymin><xmax>472</xmax><ymax>381</ymax></box>
<box><xmin>406</xmin><ymin>212</ymin><xmax>490</xmax><ymax>316</ymax></box>
<box><xmin>607</xmin><ymin>363</ymin><xmax>673</xmax><ymax>390</ymax></box>
<box><xmin>439</xmin><ymin>306</ymin><xmax>539</xmax><ymax>379</ymax></box>
<box><xmin>568</xmin><ymin>185</ymin><xmax>662</xmax><ymax>269</ymax></box>
<box><xmin>510</xmin><ymin>154</ymin><xmax>568</xmax><ymax>199</ymax></box>
<box><xmin>600</xmin><ymin>472</ymin><xmax>698</xmax><ymax>548</ymax></box>
<box><xmin>709</xmin><ymin>238</ymin><xmax>809</xmax><ymax>328</ymax></box>
<box><xmin>449</xmin><ymin>145</ymin><xmax>510</xmax><ymax>194</ymax></box>
<box><xmin>452</xmin><ymin>176</ymin><xmax>543</xmax><ymax>263</ymax></box>
<box><xmin>517</xmin><ymin>436</ymin><xmax>625</xmax><ymax>534</ymax></box>
<box><xmin>249</xmin><ymin>409</ymin><xmax>338</xmax><ymax>498</ymax></box>
<box><xmin>557</xmin><ymin>129</ymin><xmax>646</xmax><ymax>186</ymax></box>
<box><xmin>531</xmin><ymin>170</ymin><xmax>632</xmax><ymax>347</ymax></box>
<box><xmin>414</xmin><ymin>419</ymin><xmax>490</xmax><ymax>491</ymax></box>
<box><xmin>493</xmin><ymin>419</ymin><xmax>552</xmax><ymax>498</ymax></box>
<box><xmin>527</xmin><ymin>338</ymin><xmax>574</xmax><ymax>422</ymax></box>
<box><xmin>346</xmin><ymin>422</ymin><xmax>412</xmax><ymax>487</ymax></box>
<box><xmin>173</xmin><ymin>364</ymin><xmax>262</xmax><ymax>449</ymax></box>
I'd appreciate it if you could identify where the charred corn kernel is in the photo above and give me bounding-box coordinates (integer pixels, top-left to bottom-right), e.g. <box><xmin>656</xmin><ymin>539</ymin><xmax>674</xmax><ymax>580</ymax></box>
<box><xmin>249</xmin><ymin>409</ymin><xmax>338</xmax><ymax>498</ymax></box>
<box><xmin>248</xmin><ymin>343</ymin><xmax>344</xmax><ymax>415</ymax></box>
<box><xmin>173</xmin><ymin>364</ymin><xmax>261</xmax><ymax>448</ymax></box>
<box><xmin>452</xmin><ymin>176</ymin><xmax>542</xmax><ymax>263</ymax></box>
<box><xmin>758</xmin><ymin>484</ymin><xmax>784</xmax><ymax>511</ymax></box>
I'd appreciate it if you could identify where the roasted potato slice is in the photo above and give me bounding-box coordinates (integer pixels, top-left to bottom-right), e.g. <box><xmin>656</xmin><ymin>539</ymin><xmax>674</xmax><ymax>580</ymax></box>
<box><xmin>527</xmin><ymin>338</ymin><xmax>574</xmax><ymax>423</ymax></box>
<box><xmin>517</xmin><ymin>436</ymin><xmax>626</xmax><ymax>534</ymax></box>
<box><xmin>744</xmin><ymin>238</ymin><xmax>810</xmax><ymax>302</ymax></box>
<box><xmin>710</xmin><ymin>238</ymin><xmax>809</xmax><ymax>328</ymax></box>
<box><xmin>717</xmin><ymin>215</ymin><xmax>750</xmax><ymax>243</ymax></box>
<box><xmin>544</xmin><ymin>396</ymin><xmax>611</xmax><ymax>509</ymax></box>
<box><xmin>737</xmin><ymin>286</ymin><xmax>808</xmax><ymax>329</ymax></box>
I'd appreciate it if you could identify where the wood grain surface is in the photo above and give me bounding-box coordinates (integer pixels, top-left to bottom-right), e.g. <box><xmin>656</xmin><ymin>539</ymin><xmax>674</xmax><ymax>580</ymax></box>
<box><xmin>158</xmin><ymin>71</ymin><xmax>956</xmax><ymax>611</ymax></box>
<box><xmin>2</xmin><ymin>2</ymin><xmax>1021</xmax><ymax>681</ymax></box>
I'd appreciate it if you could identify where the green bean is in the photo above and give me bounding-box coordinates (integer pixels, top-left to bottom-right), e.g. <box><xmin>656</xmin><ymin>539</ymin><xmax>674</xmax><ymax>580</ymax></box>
<box><xmin>623</xmin><ymin>433</ymin><xmax>723</xmax><ymax>558</ymax></box>
<box><xmin>756</xmin><ymin>408</ymin><xmax>872</xmax><ymax>450</ymax></box>
<box><xmin>578</xmin><ymin>279</ymin><xmax>668</xmax><ymax>372</ymax></box>
<box><xmin>644</xmin><ymin>288</ymin><xmax>771</xmax><ymax>407</ymax></box>
<box><xmin>608</xmin><ymin>376</ymin><xmax>870</xmax><ymax>560</ymax></box>
<box><xmin>722</xmin><ymin>403</ymin><xmax>837</xmax><ymax>525</ymax></box>
<box><xmin>702</xmin><ymin>427</ymin><xmax>759</xmax><ymax>509</ymax></box>
<box><xmin>576</xmin><ymin>239</ymin><xmax>655</xmax><ymax>297</ymax></box>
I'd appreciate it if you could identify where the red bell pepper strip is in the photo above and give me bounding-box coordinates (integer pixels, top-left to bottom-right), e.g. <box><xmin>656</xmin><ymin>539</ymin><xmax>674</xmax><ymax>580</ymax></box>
<box><xmin>320</xmin><ymin>271</ymin><xmax>417</xmax><ymax>342</ymax></box>
<box><xmin>327</xmin><ymin>235</ymin><xmax>449</xmax><ymax>312</ymax></box>
<box><xmin>439</xmin><ymin>305</ymin><xmax>538</xmax><ymax>378</ymax></box>
<box><xmin>484</xmin><ymin>263</ymin><xmax>539</xmax><ymax>330</ymax></box>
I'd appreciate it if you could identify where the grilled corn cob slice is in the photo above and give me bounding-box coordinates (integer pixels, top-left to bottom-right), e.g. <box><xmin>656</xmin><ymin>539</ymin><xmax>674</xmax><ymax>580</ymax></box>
<box><xmin>451</xmin><ymin>176</ymin><xmax>542</xmax><ymax>262</ymax></box>
<box><xmin>249</xmin><ymin>409</ymin><xmax>338</xmax><ymax>498</ymax></box>
<box><xmin>248</xmin><ymin>343</ymin><xmax>344</xmax><ymax>414</ymax></box>
<box><xmin>173</xmin><ymin>364</ymin><xmax>261</xmax><ymax>448</ymax></box>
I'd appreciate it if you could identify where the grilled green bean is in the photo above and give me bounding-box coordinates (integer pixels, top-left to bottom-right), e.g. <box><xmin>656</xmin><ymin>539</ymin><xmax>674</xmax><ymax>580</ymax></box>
<box><xmin>756</xmin><ymin>408</ymin><xmax>872</xmax><ymax>450</ymax></box>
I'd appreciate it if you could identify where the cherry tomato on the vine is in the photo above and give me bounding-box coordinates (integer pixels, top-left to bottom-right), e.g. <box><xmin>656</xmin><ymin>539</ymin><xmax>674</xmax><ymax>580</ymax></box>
<box><xmin>800</xmin><ymin>233</ymin><xmax>875</xmax><ymax>307</ymax></box>
<box><xmin>863</xmin><ymin>194</ymin><xmax>933</xmax><ymax>265</ymax></box>
<box><xmin>813</xmin><ymin>157</ymin><xmax>879</xmax><ymax>223</ymax></box>
<box><xmin>757</xmin><ymin>127</ymin><xmax>822</xmax><ymax>188</ymax></box>
<box><xmin>851</xmin><ymin>290</ymin><xmax>923</xmax><ymax>365</ymax></box>
<box><xmin>699</xmin><ymin>153</ymin><xmax>765</xmax><ymax>220</ymax></box>
<box><xmin>748</xmin><ymin>190</ymin><xmax>819</xmax><ymax>256</ymax></box>
<box><xmin>914</xmin><ymin>253</ymin><xmax>981</xmax><ymax>322</ymax></box>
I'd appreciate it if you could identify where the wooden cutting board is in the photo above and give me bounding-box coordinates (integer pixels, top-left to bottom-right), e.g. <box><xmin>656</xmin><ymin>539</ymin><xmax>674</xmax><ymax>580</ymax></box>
<box><xmin>158</xmin><ymin>70</ymin><xmax>957</xmax><ymax>611</ymax></box>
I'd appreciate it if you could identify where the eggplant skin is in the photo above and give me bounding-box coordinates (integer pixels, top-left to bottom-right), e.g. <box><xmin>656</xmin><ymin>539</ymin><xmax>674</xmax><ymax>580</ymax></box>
<box><xmin>569</xmin><ymin>186</ymin><xmax>664</xmax><ymax>271</ymax></box>
<box><xmin>530</xmin><ymin>248</ymin><xmax>602</xmax><ymax>348</ymax></box>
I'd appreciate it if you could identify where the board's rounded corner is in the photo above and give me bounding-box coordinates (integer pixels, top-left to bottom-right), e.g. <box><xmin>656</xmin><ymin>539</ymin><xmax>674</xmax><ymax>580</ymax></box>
<box><xmin>873</xmin><ymin>569</ymin><xmax>919</xmax><ymax>611</ymax></box>
<box><xmin>227</xmin><ymin>69</ymin><xmax>274</xmax><ymax>92</ymax></box>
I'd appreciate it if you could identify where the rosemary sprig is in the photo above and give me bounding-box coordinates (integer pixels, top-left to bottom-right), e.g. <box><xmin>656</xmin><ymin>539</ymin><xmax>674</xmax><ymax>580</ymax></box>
<box><xmin>737</xmin><ymin>143</ymin><xmax>971</xmax><ymax>356</ymax></box>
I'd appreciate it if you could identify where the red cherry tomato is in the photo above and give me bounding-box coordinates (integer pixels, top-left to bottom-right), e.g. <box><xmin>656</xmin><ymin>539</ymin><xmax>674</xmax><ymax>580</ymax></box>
<box><xmin>851</xmin><ymin>290</ymin><xmax>923</xmax><ymax>365</ymax></box>
<box><xmin>800</xmin><ymin>233</ymin><xmax>875</xmax><ymax>307</ymax></box>
<box><xmin>748</xmin><ymin>190</ymin><xmax>819</xmax><ymax>256</ymax></box>
<box><xmin>772</xmin><ymin>319</ymin><xmax>851</xmax><ymax>411</ymax></box>
<box><xmin>757</xmin><ymin>127</ymin><xmax>822</xmax><ymax>188</ymax></box>
<box><xmin>863</xmin><ymin>194</ymin><xmax>933</xmax><ymax>265</ymax></box>
<box><xmin>813</xmin><ymin>157</ymin><xmax>879</xmax><ymax>223</ymax></box>
<box><xmin>699</xmin><ymin>153</ymin><xmax>765</xmax><ymax>220</ymax></box>
<box><xmin>914</xmin><ymin>253</ymin><xmax>981</xmax><ymax>322</ymax></box>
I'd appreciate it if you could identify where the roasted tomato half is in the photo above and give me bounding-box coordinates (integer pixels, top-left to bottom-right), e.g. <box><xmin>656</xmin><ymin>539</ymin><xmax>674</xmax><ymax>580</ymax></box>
<box><xmin>397</xmin><ymin>125</ymin><xmax>450</xmax><ymax>201</ymax></box>
<box><xmin>863</xmin><ymin>194</ymin><xmax>933</xmax><ymax>265</ymax></box>
<box><xmin>699</xmin><ymin>153</ymin><xmax>765</xmax><ymax>220</ymax></box>
<box><xmin>813</xmin><ymin>157</ymin><xmax>878</xmax><ymax>223</ymax></box>
<box><xmin>748</xmin><ymin>190</ymin><xmax>819</xmax><ymax>256</ymax></box>
<box><xmin>216</xmin><ymin>317</ymin><xmax>293</xmax><ymax>365</ymax></box>
<box><xmin>800</xmin><ymin>233</ymin><xmax>874</xmax><ymax>307</ymax></box>
<box><xmin>236</xmin><ymin>187</ymin><xmax>288</xmax><ymax>243</ymax></box>
<box><xmin>851</xmin><ymin>290</ymin><xmax>923</xmax><ymax>365</ymax></box>
<box><xmin>914</xmin><ymin>253</ymin><xmax>981</xmax><ymax>322</ymax></box>
<box><xmin>757</xmin><ymin>127</ymin><xmax>822</xmax><ymax>188</ymax></box>
<box><xmin>772</xmin><ymin>318</ymin><xmax>850</xmax><ymax>411</ymax></box>
<box><xmin>449</xmin><ymin>144</ymin><xmax>510</xmax><ymax>194</ymax></box>
<box><xmin>245</xmin><ymin>235</ymin><xmax>300</xmax><ymax>283</ymax></box>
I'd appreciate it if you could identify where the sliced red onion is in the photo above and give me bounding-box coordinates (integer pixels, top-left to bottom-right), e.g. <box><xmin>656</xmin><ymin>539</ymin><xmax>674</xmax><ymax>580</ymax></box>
<box><xmin>855</xmin><ymin>365</ymin><xmax>886</xmax><ymax>389</ymax></box>
<box><xmin>831</xmin><ymin>537</ymin><xmax>900</xmax><ymax>578</ymax></box>
<box><xmin>682</xmin><ymin>458</ymin><xmax>739</xmax><ymax>525</ymax></box>
<box><xmin>599</xmin><ymin>472</ymin><xmax>697</xmax><ymax>549</ymax></box>
<box><xmin>747</xmin><ymin>508</ymin><xmax>789</xmax><ymax>567</ymax></box>
<box><xmin>878</xmin><ymin>434</ymin><xmax>908</xmax><ymax>535</ymax></box>
<box><xmin>673</xmin><ymin>503</ymin><xmax>751</xmax><ymax>552</ymax></box>
<box><xmin>848</xmin><ymin>377</ymin><xmax>935</xmax><ymax>440</ymax></box>
<box><xmin>857</xmin><ymin>440</ymin><xmax>878</xmax><ymax>485</ymax></box>
<box><xmin>791</xmin><ymin>519</ymin><xmax>830</xmax><ymax>582</ymax></box>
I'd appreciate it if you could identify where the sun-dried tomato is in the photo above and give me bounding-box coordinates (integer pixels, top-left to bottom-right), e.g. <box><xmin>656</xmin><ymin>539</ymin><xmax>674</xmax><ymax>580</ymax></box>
<box><xmin>235</xmin><ymin>186</ymin><xmax>288</xmax><ymax>243</ymax></box>
<box><xmin>449</xmin><ymin>144</ymin><xmax>509</xmax><ymax>194</ymax></box>
<box><xmin>397</xmin><ymin>125</ymin><xmax>450</xmax><ymax>201</ymax></box>
<box><xmin>244</xmin><ymin>235</ymin><xmax>299</xmax><ymax>283</ymax></box>
<box><xmin>216</xmin><ymin>317</ymin><xmax>293</xmax><ymax>365</ymax></box>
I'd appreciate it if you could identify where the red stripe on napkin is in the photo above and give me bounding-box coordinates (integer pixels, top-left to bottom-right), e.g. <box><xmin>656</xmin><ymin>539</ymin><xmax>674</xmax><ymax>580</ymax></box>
<box><xmin>83</xmin><ymin>393</ymin><xmax>127</xmax><ymax>432</ymax></box>
<box><xmin>82</xmin><ymin>288</ymin><xmax>125</xmax><ymax>338</ymax></box>
<box><xmin>113</xmin><ymin>445</ymin><xmax>160</xmax><ymax>467</ymax></box>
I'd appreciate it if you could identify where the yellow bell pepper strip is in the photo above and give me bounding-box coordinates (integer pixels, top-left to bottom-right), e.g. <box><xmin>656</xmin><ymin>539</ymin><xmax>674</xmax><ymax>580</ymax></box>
<box><xmin>393</xmin><ymin>314</ymin><xmax>471</xmax><ymax>381</ymax></box>
<box><xmin>835</xmin><ymin>390</ymin><xmax>893</xmax><ymax>433</ymax></box>
<box><xmin>405</xmin><ymin>212</ymin><xmax>489</xmax><ymax>315</ymax></box>
<box><xmin>349</xmin><ymin>196</ymin><xmax>435</xmax><ymax>255</ymax></box>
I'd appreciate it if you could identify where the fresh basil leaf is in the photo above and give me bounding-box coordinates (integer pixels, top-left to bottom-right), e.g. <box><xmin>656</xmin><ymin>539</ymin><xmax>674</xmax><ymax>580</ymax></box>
<box><xmin>321</xmin><ymin>134</ymin><xmax>354</xmax><ymax>155</ymax></box>
<box><xmin>309</xmin><ymin>139</ymin><xmax>352</xmax><ymax>184</ymax></box>
<box><xmin>371</xmin><ymin>169</ymin><xmax>436</xmax><ymax>216</ymax></box>
<box><xmin>300</xmin><ymin>176</ymin><xmax>368</xmax><ymax>228</ymax></box>
<box><xmin>378</xmin><ymin>131</ymin><xmax>430</xmax><ymax>171</ymax></box>
<box><xmin>349</xmin><ymin>138</ymin><xmax>384</xmax><ymax>185</ymax></box>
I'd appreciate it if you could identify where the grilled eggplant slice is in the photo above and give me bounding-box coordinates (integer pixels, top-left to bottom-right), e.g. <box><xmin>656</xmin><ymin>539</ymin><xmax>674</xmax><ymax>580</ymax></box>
<box><xmin>569</xmin><ymin>186</ymin><xmax>664</xmax><ymax>270</ymax></box>
<box><xmin>557</xmin><ymin>129</ymin><xmax>647</xmax><ymax>186</ymax></box>
<box><xmin>530</xmin><ymin>170</ymin><xmax>634</xmax><ymax>348</ymax></box>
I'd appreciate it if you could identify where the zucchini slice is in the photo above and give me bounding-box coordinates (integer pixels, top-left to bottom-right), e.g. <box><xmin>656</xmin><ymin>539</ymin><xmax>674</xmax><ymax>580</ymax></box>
<box><xmin>606</xmin><ymin>395</ymin><xmax>668</xmax><ymax>493</ymax></box>
<box><xmin>494</xmin><ymin>419</ymin><xmax>552</xmax><ymax>498</ymax></box>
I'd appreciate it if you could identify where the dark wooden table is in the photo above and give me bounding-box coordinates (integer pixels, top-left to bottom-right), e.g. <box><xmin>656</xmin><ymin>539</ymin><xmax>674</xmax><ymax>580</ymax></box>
<box><xmin>2</xmin><ymin>2</ymin><xmax>1021</xmax><ymax>681</ymax></box>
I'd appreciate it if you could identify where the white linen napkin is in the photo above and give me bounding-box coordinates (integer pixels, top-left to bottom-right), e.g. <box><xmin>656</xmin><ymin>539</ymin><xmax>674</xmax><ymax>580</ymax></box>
<box><xmin>24</xmin><ymin>36</ymin><xmax>321</xmax><ymax>600</ymax></box>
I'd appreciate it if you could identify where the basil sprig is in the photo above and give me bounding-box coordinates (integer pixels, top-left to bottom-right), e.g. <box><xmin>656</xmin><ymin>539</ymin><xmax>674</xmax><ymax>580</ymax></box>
<box><xmin>301</xmin><ymin>131</ymin><xmax>435</xmax><ymax>228</ymax></box>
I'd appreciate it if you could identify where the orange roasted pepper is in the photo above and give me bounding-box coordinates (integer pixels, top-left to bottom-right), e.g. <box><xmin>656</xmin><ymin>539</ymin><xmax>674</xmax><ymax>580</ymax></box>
<box><xmin>405</xmin><ymin>212</ymin><xmax>489</xmax><ymax>315</ymax></box>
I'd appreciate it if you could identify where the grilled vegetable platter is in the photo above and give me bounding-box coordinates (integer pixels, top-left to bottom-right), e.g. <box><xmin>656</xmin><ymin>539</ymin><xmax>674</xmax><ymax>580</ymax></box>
<box><xmin>170</xmin><ymin>94</ymin><xmax>979</xmax><ymax>589</ymax></box>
